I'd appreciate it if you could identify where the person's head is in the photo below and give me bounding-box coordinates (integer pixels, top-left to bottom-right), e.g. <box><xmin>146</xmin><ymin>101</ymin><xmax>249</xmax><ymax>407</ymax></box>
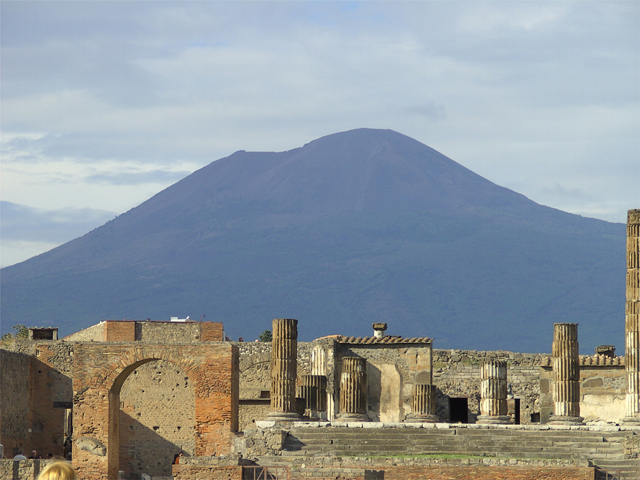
<box><xmin>37</xmin><ymin>461</ymin><xmax>77</xmax><ymax>480</ymax></box>
<box><xmin>31</xmin><ymin>450</ymin><xmax>37</xmax><ymax>457</ymax></box>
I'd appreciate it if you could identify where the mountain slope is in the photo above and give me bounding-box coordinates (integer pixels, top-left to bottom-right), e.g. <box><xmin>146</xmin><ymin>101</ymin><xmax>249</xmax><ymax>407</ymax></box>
<box><xmin>1</xmin><ymin>129</ymin><xmax>626</xmax><ymax>352</ymax></box>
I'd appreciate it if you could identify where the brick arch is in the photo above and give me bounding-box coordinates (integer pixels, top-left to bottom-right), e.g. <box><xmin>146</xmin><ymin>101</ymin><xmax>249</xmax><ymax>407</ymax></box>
<box><xmin>72</xmin><ymin>343</ymin><xmax>238</xmax><ymax>480</ymax></box>
<box><xmin>104</xmin><ymin>347</ymin><xmax>197</xmax><ymax>394</ymax></box>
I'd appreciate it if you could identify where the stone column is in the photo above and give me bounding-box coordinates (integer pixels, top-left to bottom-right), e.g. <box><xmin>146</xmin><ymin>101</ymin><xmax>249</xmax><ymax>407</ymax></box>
<box><xmin>549</xmin><ymin>323</ymin><xmax>583</xmax><ymax>425</ymax></box>
<box><xmin>267</xmin><ymin>318</ymin><xmax>300</xmax><ymax>421</ymax></box>
<box><xmin>336</xmin><ymin>357</ymin><xmax>368</xmax><ymax>421</ymax></box>
<box><xmin>406</xmin><ymin>384</ymin><xmax>439</xmax><ymax>423</ymax></box>
<box><xmin>625</xmin><ymin>209</ymin><xmax>640</xmax><ymax>424</ymax></box>
<box><xmin>477</xmin><ymin>360</ymin><xmax>511</xmax><ymax>424</ymax></box>
<box><xmin>299</xmin><ymin>374</ymin><xmax>328</xmax><ymax>420</ymax></box>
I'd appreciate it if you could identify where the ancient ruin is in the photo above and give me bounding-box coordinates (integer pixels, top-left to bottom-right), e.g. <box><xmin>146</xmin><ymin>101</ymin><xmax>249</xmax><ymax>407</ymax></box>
<box><xmin>2</xmin><ymin>209</ymin><xmax>640</xmax><ymax>480</ymax></box>
<box><xmin>477</xmin><ymin>359</ymin><xmax>510</xmax><ymax>424</ymax></box>
<box><xmin>549</xmin><ymin>323</ymin><xmax>583</xmax><ymax>425</ymax></box>
<box><xmin>625</xmin><ymin>209</ymin><xmax>640</xmax><ymax>425</ymax></box>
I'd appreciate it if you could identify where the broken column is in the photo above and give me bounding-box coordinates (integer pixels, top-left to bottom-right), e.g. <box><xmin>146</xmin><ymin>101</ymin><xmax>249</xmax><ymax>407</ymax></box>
<box><xmin>337</xmin><ymin>356</ymin><xmax>368</xmax><ymax>421</ymax></box>
<box><xmin>477</xmin><ymin>359</ymin><xmax>511</xmax><ymax>424</ymax></box>
<box><xmin>625</xmin><ymin>209</ymin><xmax>640</xmax><ymax>424</ymax></box>
<box><xmin>406</xmin><ymin>384</ymin><xmax>439</xmax><ymax>423</ymax></box>
<box><xmin>549</xmin><ymin>323</ymin><xmax>583</xmax><ymax>425</ymax></box>
<box><xmin>267</xmin><ymin>318</ymin><xmax>300</xmax><ymax>421</ymax></box>
<box><xmin>299</xmin><ymin>374</ymin><xmax>328</xmax><ymax>420</ymax></box>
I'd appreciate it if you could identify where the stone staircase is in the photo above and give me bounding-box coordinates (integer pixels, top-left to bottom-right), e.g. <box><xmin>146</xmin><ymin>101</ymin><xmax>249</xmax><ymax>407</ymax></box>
<box><xmin>276</xmin><ymin>425</ymin><xmax>640</xmax><ymax>477</ymax></box>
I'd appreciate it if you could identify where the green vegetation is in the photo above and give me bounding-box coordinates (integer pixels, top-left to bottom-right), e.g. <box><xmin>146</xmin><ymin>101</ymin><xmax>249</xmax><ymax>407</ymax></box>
<box><xmin>259</xmin><ymin>330</ymin><xmax>272</xmax><ymax>342</ymax></box>
<box><xmin>1</xmin><ymin>324</ymin><xmax>28</xmax><ymax>344</ymax></box>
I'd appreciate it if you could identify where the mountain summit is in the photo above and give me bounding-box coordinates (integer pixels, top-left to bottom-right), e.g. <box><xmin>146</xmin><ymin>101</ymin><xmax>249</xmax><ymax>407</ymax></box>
<box><xmin>1</xmin><ymin>129</ymin><xmax>625</xmax><ymax>352</ymax></box>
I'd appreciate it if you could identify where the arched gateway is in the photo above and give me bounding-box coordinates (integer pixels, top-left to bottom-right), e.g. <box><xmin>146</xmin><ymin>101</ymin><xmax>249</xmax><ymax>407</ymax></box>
<box><xmin>71</xmin><ymin>343</ymin><xmax>239</xmax><ymax>480</ymax></box>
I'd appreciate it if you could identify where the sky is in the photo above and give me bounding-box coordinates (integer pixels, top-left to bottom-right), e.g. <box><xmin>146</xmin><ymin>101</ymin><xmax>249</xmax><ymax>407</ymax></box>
<box><xmin>1</xmin><ymin>1</ymin><xmax>639</xmax><ymax>268</ymax></box>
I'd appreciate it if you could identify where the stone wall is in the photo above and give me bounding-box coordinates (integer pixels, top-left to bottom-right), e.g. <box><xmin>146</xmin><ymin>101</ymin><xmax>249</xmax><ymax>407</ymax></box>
<box><xmin>0</xmin><ymin>459</ymin><xmax>54</xmax><ymax>480</ymax></box>
<box><xmin>63</xmin><ymin>323</ymin><xmax>105</xmax><ymax>342</ymax></box>
<box><xmin>432</xmin><ymin>349</ymin><xmax>547</xmax><ymax>424</ymax></box>
<box><xmin>64</xmin><ymin>321</ymin><xmax>224</xmax><ymax>343</ymax></box>
<box><xmin>238</xmin><ymin>401</ymin><xmax>270</xmax><ymax>431</ymax></box>
<box><xmin>119</xmin><ymin>359</ymin><xmax>196</xmax><ymax>478</ymax></box>
<box><xmin>235</xmin><ymin>341</ymin><xmax>312</xmax><ymax>401</ymax></box>
<box><xmin>0</xmin><ymin>342</ymin><xmax>74</xmax><ymax>457</ymax></box>
<box><xmin>0</xmin><ymin>350</ymin><xmax>31</xmax><ymax>455</ymax></box>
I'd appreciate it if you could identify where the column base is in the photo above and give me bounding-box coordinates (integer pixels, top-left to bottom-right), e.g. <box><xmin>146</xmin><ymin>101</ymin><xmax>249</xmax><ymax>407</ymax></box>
<box><xmin>622</xmin><ymin>416</ymin><xmax>640</xmax><ymax>426</ymax></box>
<box><xmin>547</xmin><ymin>415</ymin><xmax>584</xmax><ymax>425</ymax></box>
<box><xmin>405</xmin><ymin>414</ymin><xmax>439</xmax><ymax>423</ymax></box>
<box><xmin>335</xmin><ymin>412</ymin><xmax>369</xmax><ymax>422</ymax></box>
<box><xmin>266</xmin><ymin>412</ymin><xmax>301</xmax><ymax>422</ymax></box>
<box><xmin>477</xmin><ymin>415</ymin><xmax>512</xmax><ymax>425</ymax></box>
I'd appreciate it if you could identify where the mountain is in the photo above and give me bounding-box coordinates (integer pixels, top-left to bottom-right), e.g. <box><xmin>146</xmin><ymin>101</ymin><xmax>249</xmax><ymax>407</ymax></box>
<box><xmin>0</xmin><ymin>129</ymin><xmax>626</xmax><ymax>353</ymax></box>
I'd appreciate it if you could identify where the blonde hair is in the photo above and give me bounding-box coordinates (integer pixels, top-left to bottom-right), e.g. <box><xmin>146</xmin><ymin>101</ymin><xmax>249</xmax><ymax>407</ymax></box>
<box><xmin>37</xmin><ymin>461</ymin><xmax>77</xmax><ymax>480</ymax></box>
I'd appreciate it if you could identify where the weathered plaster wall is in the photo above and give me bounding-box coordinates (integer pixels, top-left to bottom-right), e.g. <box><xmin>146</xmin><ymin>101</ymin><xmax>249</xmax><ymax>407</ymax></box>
<box><xmin>539</xmin><ymin>356</ymin><xmax>625</xmax><ymax>424</ymax></box>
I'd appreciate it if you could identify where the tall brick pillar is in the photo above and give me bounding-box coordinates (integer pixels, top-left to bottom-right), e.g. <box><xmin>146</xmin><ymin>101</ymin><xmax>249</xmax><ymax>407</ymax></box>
<box><xmin>477</xmin><ymin>360</ymin><xmax>511</xmax><ymax>424</ymax></box>
<box><xmin>299</xmin><ymin>374</ymin><xmax>328</xmax><ymax>420</ymax></box>
<box><xmin>336</xmin><ymin>357</ymin><xmax>368</xmax><ymax>421</ymax></box>
<box><xmin>549</xmin><ymin>323</ymin><xmax>583</xmax><ymax>425</ymax></box>
<box><xmin>624</xmin><ymin>209</ymin><xmax>640</xmax><ymax>424</ymax></box>
<box><xmin>406</xmin><ymin>384</ymin><xmax>439</xmax><ymax>423</ymax></box>
<box><xmin>267</xmin><ymin>318</ymin><xmax>300</xmax><ymax>421</ymax></box>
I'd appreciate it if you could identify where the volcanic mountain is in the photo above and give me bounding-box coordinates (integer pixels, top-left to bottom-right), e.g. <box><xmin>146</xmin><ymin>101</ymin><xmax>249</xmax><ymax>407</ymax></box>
<box><xmin>0</xmin><ymin>129</ymin><xmax>625</xmax><ymax>352</ymax></box>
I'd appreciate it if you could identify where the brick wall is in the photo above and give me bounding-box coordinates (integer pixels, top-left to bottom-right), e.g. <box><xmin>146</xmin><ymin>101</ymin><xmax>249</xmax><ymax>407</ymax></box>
<box><xmin>201</xmin><ymin>322</ymin><xmax>224</xmax><ymax>342</ymax></box>
<box><xmin>104</xmin><ymin>321</ymin><xmax>136</xmax><ymax>342</ymax></box>
<box><xmin>374</xmin><ymin>466</ymin><xmax>595</xmax><ymax>480</ymax></box>
<box><xmin>72</xmin><ymin>343</ymin><xmax>239</xmax><ymax>480</ymax></box>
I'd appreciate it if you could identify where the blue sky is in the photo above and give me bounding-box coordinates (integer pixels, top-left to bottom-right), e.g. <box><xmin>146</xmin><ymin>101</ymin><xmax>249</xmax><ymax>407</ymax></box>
<box><xmin>1</xmin><ymin>1</ymin><xmax>639</xmax><ymax>267</ymax></box>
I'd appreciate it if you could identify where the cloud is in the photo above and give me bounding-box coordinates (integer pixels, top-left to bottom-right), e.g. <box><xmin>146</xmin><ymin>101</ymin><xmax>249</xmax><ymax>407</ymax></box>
<box><xmin>86</xmin><ymin>169</ymin><xmax>191</xmax><ymax>186</ymax></box>
<box><xmin>1</xmin><ymin>201</ymin><xmax>117</xmax><ymax>244</ymax></box>
<box><xmin>0</xmin><ymin>0</ymin><xmax>638</xmax><ymax>263</ymax></box>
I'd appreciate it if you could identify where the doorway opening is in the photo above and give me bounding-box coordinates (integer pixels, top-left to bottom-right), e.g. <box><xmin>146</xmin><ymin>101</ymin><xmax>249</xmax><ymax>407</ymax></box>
<box><xmin>448</xmin><ymin>397</ymin><xmax>468</xmax><ymax>423</ymax></box>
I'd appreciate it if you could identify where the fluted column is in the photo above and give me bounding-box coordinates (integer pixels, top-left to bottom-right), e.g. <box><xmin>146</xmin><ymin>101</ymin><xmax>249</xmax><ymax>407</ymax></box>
<box><xmin>624</xmin><ymin>210</ymin><xmax>640</xmax><ymax>424</ymax></box>
<box><xmin>405</xmin><ymin>384</ymin><xmax>439</xmax><ymax>423</ymax></box>
<box><xmin>267</xmin><ymin>318</ymin><xmax>300</xmax><ymax>421</ymax></box>
<box><xmin>549</xmin><ymin>323</ymin><xmax>583</xmax><ymax>424</ymax></box>
<box><xmin>299</xmin><ymin>375</ymin><xmax>327</xmax><ymax>420</ymax></box>
<box><xmin>477</xmin><ymin>360</ymin><xmax>511</xmax><ymax>424</ymax></box>
<box><xmin>336</xmin><ymin>357</ymin><xmax>368</xmax><ymax>421</ymax></box>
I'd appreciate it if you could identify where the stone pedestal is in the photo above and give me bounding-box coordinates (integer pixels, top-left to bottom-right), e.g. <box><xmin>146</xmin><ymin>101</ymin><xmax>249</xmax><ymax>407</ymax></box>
<box><xmin>267</xmin><ymin>318</ymin><xmax>300</xmax><ymax>421</ymax></box>
<box><xmin>336</xmin><ymin>357</ymin><xmax>368</xmax><ymax>421</ymax></box>
<box><xmin>549</xmin><ymin>323</ymin><xmax>583</xmax><ymax>425</ymax></box>
<box><xmin>624</xmin><ymin>210</ymin><xmax>640</xmax><ymax>425</ymax></box>
<box><xmin>405</xmin><ymin>384</ymin><xmax>439</xmax><ymax>423</ymax></box>
<box><xmin>477</xmin><ymin>360</ymin><xmax>511</xmax><ymax>424</ymax></box>
<box><xmin>299</xmin><ymin>374</ymin><xmax>328</xmax><ymax>420</ymax></box>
